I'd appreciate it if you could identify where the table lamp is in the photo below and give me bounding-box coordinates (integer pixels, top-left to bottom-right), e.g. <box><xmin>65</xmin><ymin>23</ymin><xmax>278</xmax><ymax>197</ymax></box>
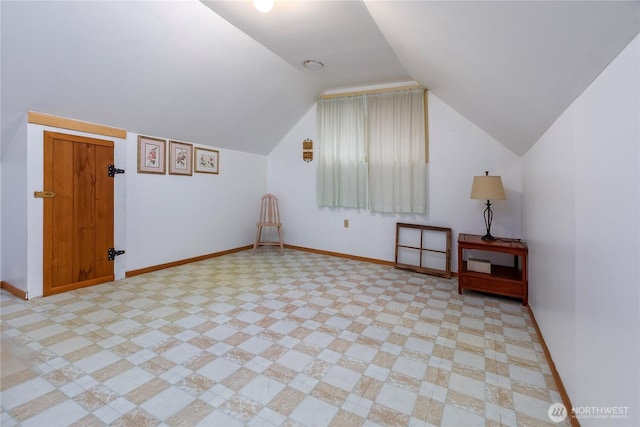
<box><xmin>470</xmin><ymin>171</ymin><xmax>506</xmax><ymax>240</ymax></box>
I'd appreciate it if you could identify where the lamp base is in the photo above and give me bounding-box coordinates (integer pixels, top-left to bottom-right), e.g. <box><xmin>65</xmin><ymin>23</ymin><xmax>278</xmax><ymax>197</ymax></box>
<box><xmin>481</xmin><ymin>200</ymin><xmax>497</xmax><ymax>241</ymax></box>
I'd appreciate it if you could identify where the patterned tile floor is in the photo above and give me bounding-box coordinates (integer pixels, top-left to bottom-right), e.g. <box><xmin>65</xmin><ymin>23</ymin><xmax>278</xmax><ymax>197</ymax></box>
<box><xmin>1</xmin><ymin>248</ymin><xmax>568</xmax><ymax>427</ymax></box>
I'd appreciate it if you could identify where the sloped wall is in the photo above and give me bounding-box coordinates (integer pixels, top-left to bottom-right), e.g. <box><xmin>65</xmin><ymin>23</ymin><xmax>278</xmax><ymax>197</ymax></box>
<box><xmin>523</xmin><ymin>35</ymin><xmax>639</xmax><ymax>426</ymax></box>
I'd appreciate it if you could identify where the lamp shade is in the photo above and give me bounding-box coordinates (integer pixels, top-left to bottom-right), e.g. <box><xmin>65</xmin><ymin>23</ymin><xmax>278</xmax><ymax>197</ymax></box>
<box><xmin>470</xmin><ymin>175</ymin><xmax>507</xmax><ymax>200</ymax></box>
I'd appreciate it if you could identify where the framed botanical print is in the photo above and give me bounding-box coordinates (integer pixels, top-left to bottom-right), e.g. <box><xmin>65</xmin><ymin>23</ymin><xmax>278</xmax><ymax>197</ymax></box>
<box><xmin>137</xmin><ymin>135</ymin><xmax>166</xmax><ymax>174</ymax></box>
<box><xmin>194</xmin><ymin>147</ymin><xmax>219</xmax><ymax>174</ymax></box>
<box><xmin>168</xmin><ymin>140</ymin><xmax>193</xmax><ymax>176</ymax></box>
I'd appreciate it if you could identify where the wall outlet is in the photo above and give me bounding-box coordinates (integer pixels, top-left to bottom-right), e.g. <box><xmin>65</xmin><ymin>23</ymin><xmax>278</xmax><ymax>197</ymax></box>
<box><xmin>344</xmin><ymin>219</ymin><xmax>349</xmax><ymax>228</ymax></box>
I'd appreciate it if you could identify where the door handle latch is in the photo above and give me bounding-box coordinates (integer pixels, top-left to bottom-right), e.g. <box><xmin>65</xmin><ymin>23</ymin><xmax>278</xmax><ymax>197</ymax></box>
<box><xmin>34</xmin><ymin>191</ymin><xmax>56</xmax><ymax>198</ymax></box>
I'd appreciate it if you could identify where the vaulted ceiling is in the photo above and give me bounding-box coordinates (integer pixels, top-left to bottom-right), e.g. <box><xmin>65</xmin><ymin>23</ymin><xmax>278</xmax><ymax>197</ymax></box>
<box><xmin>2</xmin><ymin>1</ymin><xmax>638</xmax><ymax>156</ymax></box>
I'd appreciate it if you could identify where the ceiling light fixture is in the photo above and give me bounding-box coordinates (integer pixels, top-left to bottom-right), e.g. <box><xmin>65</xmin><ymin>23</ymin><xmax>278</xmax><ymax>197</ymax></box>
<box><xmin>253</xmin><ymin>0</ymin><xmax>273</xmax><ymax>13</ymax></box>
<box><xmin>303</xmin><ymin>60</ymin><xmax>324</xmax><ymax>70</ymax></box>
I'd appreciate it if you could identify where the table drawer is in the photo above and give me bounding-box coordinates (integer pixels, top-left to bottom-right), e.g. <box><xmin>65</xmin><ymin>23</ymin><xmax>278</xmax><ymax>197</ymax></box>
<box><xmin>459</xmin><ymin>275</ymin><xmax>523</xmax><ymax>297</ymax></box>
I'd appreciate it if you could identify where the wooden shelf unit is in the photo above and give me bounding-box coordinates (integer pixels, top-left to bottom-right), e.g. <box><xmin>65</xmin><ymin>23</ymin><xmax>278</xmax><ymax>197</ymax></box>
<box><xmin>457</xmin><ymin>233</ymin><xmax>528</xmax><ymax>306</ymax></box>
<box><xmin>395</xmin><ymin>223</ymin><xmax>452</xmax><ymax>278</ymax></box>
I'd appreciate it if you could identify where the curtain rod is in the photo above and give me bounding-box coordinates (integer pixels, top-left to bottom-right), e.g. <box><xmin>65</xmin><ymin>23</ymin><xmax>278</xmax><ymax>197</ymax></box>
<box><xmin>319</xmin><ymin>84</ymin><xmax>425</xmax><ymax>100</ymax></box>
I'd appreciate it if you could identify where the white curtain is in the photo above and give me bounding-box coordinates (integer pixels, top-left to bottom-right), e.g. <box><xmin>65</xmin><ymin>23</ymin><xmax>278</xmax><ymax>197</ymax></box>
<box><xmin>367</xmin><ymin>90</ymin><xmax>426</xmax><ymax>213</ymax></box>
<box><xmin>316</xmin><ymin>96</ymin><xmax>368</xmax><ymax>208</ymax></box>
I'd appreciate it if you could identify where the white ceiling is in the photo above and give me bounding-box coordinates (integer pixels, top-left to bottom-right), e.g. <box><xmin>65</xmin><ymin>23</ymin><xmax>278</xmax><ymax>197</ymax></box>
<box><xmin>365</xmin><ymin>1</ymin><xmax>640</xmax><ymax>155</ymax></box>
<box><xmin>2</xmin><ymin>1</ymin><xmax>638</xmax><ymax>156</ymax></box>
<box><xmin>201</xmin><ymin>0</ymin><xmax>411</xmax><ymax>90</ymax></box>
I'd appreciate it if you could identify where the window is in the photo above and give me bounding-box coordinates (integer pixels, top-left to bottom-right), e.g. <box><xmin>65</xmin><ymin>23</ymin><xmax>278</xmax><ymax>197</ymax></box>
<box><xmin>316</xmin><ymin>88</ymin><xmax>427</xmax><ymax>213</ymax></box>
<box><xmin>316</xmin><ymin>96</ymin><xmax>368</xmax><ymax>208</ymax></box>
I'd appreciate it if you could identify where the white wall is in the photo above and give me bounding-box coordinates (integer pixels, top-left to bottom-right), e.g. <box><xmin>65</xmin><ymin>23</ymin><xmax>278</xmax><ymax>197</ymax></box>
<box><xmin>268</xmin><ymin>92</ymin><xmax>522</xmax><ymax>270</ymax></box>
<box><xmin>0</xmin><ymin>114</ymin><xmax>28</xmax><ymax>294</ymax></box>
<box><xmin>125</xmin><ymin>134</ymin><xmax>267</xmax><ymax>271</ymax></box>
<box><xmin>3</xmin><ymin>122</ymin><xmax>267</xmax><ymax>298</ymax></box>
<box><xmin>523</xmin><ymin>34</ymin><xmax>639</xmax><ymax>426</ymax></box>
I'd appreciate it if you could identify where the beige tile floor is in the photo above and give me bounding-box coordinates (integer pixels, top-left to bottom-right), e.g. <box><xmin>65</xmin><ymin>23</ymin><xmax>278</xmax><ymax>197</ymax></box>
<box><xmin>1</xmin><ymin>248</ymin><xmax>568</xmax><ymax>426</ymax></box>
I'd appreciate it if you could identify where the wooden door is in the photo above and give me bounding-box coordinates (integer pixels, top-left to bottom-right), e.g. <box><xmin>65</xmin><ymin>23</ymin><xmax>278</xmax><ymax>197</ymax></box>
<box><xmin>43</xmin><ymin>131</ymin><xmax>115</xmax><ymax>296</ymax></box>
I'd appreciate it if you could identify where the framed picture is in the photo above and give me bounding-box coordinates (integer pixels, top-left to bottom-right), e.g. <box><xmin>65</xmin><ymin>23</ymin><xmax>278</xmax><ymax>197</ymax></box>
<box><xmin>168</xmin><ymin>140</ymin><xmax>193</xmax><ymax>176</ymax></box>
<box><xmin>137</xmin><ymin>135</ymin><xmax>166</xmax><ymax>174</ymax></box>
<box><xmin>194</xmin><ymin>147</ymin><xmax>219</xmax><ymax>174</ymax></box>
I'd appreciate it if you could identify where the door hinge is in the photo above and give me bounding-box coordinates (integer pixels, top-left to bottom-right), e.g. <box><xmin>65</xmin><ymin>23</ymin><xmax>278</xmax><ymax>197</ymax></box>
<box><xmin>107</xmin><ymin>248</ymin><xmax>125</xmax><ymax>261</ymax></box>
<box><xmin>108</xmin><ymin>165</ymin><xmax>125</xmax><ymax>177</ymax></box>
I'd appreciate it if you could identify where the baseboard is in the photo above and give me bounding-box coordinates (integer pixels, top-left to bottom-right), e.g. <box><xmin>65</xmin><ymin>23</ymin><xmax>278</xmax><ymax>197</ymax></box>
<box><xmin>1</xmin><ymin>281</ymin><xmax>28</xmax><ymax>300</ymax></box>
<box><xmin>126</xmin><ymin>244</ymin><xmax>456</xmax><ymax>279</ymax></box>
<box><xmin>284</xmin><ymin>244</ymin><xmax>459</xmax><ymax>278</ymax></box>
<box><xmin>125</xmin><ymin>245</ymin><xmax>253</xmax><ymax>277</ymax></box>
<box><xmin>0</xmin><ymin>245</ymin><xmax>446</xmax><ymax>297</ymax></box>
<box><xmin>283</xmin><ymin>244</ymin><xmax>395</xmax><ymax>267</ymax></box>
<box><xmin>528</xmin><ymin>305</ymin><xmax>580</xmax><ymax>427</ymax></box>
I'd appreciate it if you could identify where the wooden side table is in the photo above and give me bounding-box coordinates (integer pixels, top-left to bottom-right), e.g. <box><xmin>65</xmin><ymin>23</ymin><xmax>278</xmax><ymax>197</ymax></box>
<box><xmin>457</xmin><ymin>233</ymin><xmax>528</xmax><ymax>306</ymax></box>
